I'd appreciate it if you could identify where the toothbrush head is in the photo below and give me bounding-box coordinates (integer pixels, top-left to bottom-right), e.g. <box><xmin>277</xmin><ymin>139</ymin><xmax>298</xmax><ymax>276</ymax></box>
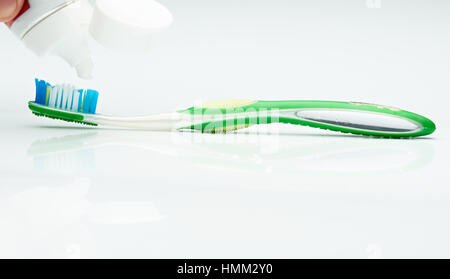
<box><xmin>29</xmin><ymin>79</ymin><xmax>99</xmax><ymax>126</ymax></box>
<box><xmin>34</xmin><ymin>79</ymin><xmax>99</xmax><ymax>113</ymax></box>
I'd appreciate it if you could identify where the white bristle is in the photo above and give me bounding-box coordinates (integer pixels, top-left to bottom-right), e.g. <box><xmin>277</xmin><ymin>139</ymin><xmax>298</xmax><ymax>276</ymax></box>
<box><xmin>80</xmin><ymin>90</ymin><xmax>86</xmax><ymax>111</ymax></box>
<box><xmin>64</xmin><ymin>84</ymin><xmax>69</xmax><ymax>109</ymax></box>
<box><xmin>67</xmin><ymin>85</ymin><xmax>73</xmax><ymax>109</ymax></box>
<box><xmin>67</xmin><ymin>86</ymin><xmax>74</xmax><ymax>111</ymax></box>
<box><xmin>60</xmin><ymin>84</ymin><xmax>66</xmax><ymax>109</ymax></box>
<box><xmin>55</xmin><ymin>86</ymin><xmax>62</xmax><ymax>109</ymax></box>
<box><xmin>44</xmin><ymin>83</ymin><xmax>84</xmax><ymax>112</ymax></box>
<box><xmin>72</xmin><ymin>89</ymin><xmax>80</xmax><ymax>112</ymax></box>
<box><xmin>48</xmin><ymin>86</ymin><xmax>57</xmax><ymax>108</ymax></box>
<box><xmin>61</xmin><ymin>84</ymin><xmax>70</xmax><ymax>109</ymax></box>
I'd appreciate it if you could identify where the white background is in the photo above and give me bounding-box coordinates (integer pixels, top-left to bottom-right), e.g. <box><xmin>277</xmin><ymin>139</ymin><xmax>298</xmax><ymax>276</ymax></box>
<box><xmin>0</xmin><ymin>0</ymin><xmax>449</xmax><ymax>258</ymax></box>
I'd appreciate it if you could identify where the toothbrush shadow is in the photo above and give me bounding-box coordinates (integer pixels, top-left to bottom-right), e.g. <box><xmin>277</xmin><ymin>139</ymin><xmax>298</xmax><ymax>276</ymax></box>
<box><xmin>27</xmin><ymin>128</ymin><xmax>435</xmax><ymax>175</ymax></box>
<box><xmin>31</xmin><ymin>125</ymin><xmax>435</xmax><ymax>140</ymax></box>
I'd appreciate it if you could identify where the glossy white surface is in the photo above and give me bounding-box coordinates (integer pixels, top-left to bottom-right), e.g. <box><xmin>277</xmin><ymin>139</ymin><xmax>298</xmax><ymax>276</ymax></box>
<box><xmin>1</xmin><ymin>0</ymin><xmax>449</xmax><ymax>258</ymax></box>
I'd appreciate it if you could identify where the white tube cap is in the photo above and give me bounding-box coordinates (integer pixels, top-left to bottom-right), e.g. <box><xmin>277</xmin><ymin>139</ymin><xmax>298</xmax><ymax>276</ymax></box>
<box><xmin>89</xmin><ymin>0</ymin><xmax>173</xmax><ymax>52</ymax></box>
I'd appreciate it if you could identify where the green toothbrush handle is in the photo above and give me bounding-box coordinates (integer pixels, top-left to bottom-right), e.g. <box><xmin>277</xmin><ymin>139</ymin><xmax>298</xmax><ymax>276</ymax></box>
<box><xmin>259</xmin><ymin>100</ymin><xmax>435</xmax><ymax>138</ymax></box>
<box><xmin>180</xmin><ymin>100</ymin><xmax>436</xmax><ymax>138</ymax></box>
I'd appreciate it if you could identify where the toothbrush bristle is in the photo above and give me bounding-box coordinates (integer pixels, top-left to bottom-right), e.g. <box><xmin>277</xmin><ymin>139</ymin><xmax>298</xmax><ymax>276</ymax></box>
<box><xmin>34</xmin><ymin>79</ymin><xmax>99</xmax><ymax>114</ymax></box>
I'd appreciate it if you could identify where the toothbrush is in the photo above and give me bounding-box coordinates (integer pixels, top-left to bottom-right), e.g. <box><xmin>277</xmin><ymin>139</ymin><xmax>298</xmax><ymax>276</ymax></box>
<box><xmin>28</xmin><ymin>79</ymin><xmax>436</xmax><ymax>138</ymax></box>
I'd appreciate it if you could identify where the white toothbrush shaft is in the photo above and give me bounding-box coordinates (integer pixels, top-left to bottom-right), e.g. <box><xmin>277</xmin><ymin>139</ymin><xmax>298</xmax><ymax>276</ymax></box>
<box><xmin>84</xmin><ymin>113</ymin><xmax>186</xmax><ymax>131</ymax></box>
<box><xmin>84</xmin><ymin>111</ymin><xmax>273</xmax><ymax>131</ymax></box>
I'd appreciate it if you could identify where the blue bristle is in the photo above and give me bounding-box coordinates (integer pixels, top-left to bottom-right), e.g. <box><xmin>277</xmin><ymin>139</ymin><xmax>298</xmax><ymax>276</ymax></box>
<box><xmin>35</xmin><ymin>79</ymin><xmax>48</xmax><ymax>105</ymax></box>
<box><xmin>87</xmin><ymin>90</ymin><xmax>99</xmax><ymax>114</ymax></box>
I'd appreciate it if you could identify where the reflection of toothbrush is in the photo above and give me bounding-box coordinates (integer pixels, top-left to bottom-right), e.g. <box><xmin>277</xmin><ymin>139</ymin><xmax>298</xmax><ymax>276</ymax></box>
<box><xmin>29</xmin><ymin>79</ymin><xmax>436</xmax><ymax>138</ymax></box>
